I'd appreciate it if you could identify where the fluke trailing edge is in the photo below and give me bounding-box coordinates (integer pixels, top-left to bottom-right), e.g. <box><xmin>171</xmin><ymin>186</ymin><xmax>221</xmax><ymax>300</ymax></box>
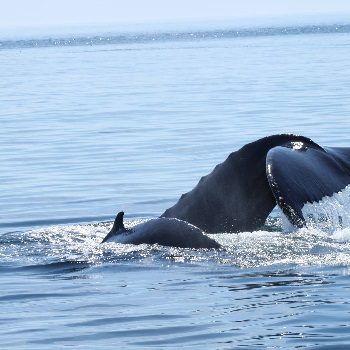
<box><xmin>102</xmin><ymin>134</ymin><xmax>350</xmax><ymax>246</ymax></box>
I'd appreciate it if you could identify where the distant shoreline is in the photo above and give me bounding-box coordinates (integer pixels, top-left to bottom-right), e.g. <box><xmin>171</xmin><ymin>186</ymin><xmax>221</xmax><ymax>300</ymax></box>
<box><xmin>1</xmin><ymin>12</ymin><xmax>350</xmax><ymax>40</ymax></box>
<box><xmin>1</xmin><ymin>22</ymin><xmax>350</xmax><ymax>51</ymax></box>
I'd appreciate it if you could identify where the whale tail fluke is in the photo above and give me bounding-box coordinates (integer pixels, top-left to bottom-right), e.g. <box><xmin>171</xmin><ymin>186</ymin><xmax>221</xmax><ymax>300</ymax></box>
<box><xmin>161</xmin><ymin>134</ymin><xmax>350</xmax><ymax>233</ymax></box>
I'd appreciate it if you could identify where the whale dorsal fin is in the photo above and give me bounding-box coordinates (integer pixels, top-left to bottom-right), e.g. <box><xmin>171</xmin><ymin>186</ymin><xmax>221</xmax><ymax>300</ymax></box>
<box><xmin>113</xmin><ymin>211</ymin><xmax>125</xmax><ymax>232</ymax></box>
<box><xmin>101</xmin><ymin>211</ymin><xmax>125</xmax><ymax>243</ymax></box>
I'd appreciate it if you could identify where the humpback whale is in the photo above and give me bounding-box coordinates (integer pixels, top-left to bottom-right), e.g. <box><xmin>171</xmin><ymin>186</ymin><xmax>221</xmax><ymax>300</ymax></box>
<box><xmin>162</xmin><ymin>134</ymin><xmax>350</xmax><ymax>233</ymax></box>
<box><xmin>103</xmin><ymin>134</ymin><xmax>350</xmax><ymax>247</ymax></box>
<box><xmin>102</xmin><ymin>211</ymin><xmax>220</xmax><ymax>249</ymax></box>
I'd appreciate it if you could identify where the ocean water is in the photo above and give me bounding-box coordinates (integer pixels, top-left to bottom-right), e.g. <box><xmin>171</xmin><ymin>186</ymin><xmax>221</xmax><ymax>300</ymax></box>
<box><xmin>1</xmin><ymin>23</ymin><xmax>350</xmax><ymax>349</ymax></box>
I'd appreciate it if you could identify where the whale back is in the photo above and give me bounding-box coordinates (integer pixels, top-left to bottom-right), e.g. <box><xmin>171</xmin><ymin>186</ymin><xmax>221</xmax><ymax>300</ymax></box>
<box><xmin>102</xmin><ymin>217</ymin><xmax>220</xmax><ymax>249</ymax></box>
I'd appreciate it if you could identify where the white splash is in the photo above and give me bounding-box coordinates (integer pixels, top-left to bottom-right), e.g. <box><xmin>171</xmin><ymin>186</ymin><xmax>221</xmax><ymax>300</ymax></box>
<box><xmin>332</xmin><ymin>227</ymin><xmax>350</xmax><ymax>242</ymax></box>
<box><xmin>280</xmin><ymin>211</ymin><xmax>296</xmax><ymax>233</ymax></box>
<box><xmin>301</xmin><ymin>184</ymin><xmax>350</xmax><ymax>233</ymax></box>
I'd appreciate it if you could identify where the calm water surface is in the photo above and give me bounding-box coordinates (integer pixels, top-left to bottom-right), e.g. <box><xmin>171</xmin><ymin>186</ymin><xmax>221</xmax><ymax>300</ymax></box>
<box><xmin>1</xmin><ymin>24</ymin><xmax>350</xmax><ymax>349</ymax></box>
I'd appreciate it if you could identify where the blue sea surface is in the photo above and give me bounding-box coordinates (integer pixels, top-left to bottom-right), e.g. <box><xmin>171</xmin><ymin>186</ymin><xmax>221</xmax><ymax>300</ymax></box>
<box><xmin>1</xmin><ymin>23</ymin><xmax>350</xmax><ymax>349</ymax></box>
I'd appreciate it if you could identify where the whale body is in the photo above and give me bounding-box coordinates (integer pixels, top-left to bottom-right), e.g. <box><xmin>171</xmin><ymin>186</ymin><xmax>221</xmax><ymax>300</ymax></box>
<box><xmin>102</xmin><ymin>212</ymin><xmax>220</xmax><ymax>249</ymax></box>
<box><xmin>162</xmin><ymin>134</ymin><xmax>350</xmax><ymax>232</ymax></box>
<box><xmin>103</xmin><ymin>134</ymin><xmax>350</xmax><ymax>248</ymax></box>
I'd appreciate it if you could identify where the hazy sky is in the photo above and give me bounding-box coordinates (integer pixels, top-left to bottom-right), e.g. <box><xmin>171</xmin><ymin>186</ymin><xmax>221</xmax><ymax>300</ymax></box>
<box><xmin>1</xmin><ymin>0</ymin><xmax>350</xmax><ymax>30</ymax></box>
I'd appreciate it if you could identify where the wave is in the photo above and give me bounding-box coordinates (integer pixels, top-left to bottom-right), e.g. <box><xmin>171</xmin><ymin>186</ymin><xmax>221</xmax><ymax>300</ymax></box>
<box><xmin>1</xmin><ymin>23</ymin><xmax>349</xmax><ymax>51</ymax></box>
<box><xmin>2</xmin><ymin>216</ymin><xmax>350</xmax><ymax>274</ymax></box>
